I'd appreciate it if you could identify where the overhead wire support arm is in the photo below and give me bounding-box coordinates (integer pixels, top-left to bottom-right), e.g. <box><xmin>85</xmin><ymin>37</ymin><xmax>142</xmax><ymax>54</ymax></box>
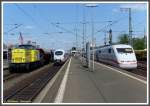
<box><xmin>4</xmin><ymin>24</ymin><xmax>23</xmax><ymax>34</ymax></box>
<box><xmin>94</xmin><ymin>16</ymin><xmax>126</xmax><ymax>36</ymax></box>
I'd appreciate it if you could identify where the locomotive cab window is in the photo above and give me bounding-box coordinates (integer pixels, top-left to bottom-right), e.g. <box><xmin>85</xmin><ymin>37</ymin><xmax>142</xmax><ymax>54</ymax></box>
<box><xmin>18</xmin><ymin>45</ymin><xmax>36</xmax><ymax>49</ymax></box>
<box><xmin>55</xmin><ymin>51</ymin><xmax>63</xmax><ymax>55</ymax></box>
<box><xmin>117</xmin><ymin>48</ymin><xmax>133</xmax><ymax>53</ymax></box>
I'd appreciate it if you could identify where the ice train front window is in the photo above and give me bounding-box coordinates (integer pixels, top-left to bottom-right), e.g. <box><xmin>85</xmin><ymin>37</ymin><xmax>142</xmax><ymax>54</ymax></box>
<box><xmin>55</xmin><ymin>51</ymin><xmax>63</xmax><ymax>55</ymax></box>
<box><xmin>116</xmin><ymin>48</ymin><xmax>133</xmax><ymax>53</ymax></box>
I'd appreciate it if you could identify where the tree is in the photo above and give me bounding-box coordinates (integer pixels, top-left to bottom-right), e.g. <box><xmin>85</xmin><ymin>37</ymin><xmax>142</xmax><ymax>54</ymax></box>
<box><xmin>118</xmin><ymin>34</ymin><xmax>129</xmax><ymax>44</ymax></box>
<box><xmin>132</xmin><ymin>37</ymin><xmax>145</xmax><ymax>50</ymax></box>
<box><xmin>118</xmin><ymin>34</ymin><xmax>145</xmax><ymax>50</ymax></box>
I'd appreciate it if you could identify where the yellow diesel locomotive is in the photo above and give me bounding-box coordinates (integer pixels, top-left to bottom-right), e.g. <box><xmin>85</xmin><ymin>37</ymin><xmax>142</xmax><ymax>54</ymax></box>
<box><xmin>9</xmin><ymin>44</ymin><xmax>40</xmax><ymax>72</ymax></box>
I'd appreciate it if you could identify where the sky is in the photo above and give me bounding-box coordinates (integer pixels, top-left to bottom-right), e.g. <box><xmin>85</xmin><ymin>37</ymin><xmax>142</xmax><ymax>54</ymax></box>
<box><xmin>3</xmin><ymin>2</ymin><xmax>148</xmax><ymax>51</ymax></box>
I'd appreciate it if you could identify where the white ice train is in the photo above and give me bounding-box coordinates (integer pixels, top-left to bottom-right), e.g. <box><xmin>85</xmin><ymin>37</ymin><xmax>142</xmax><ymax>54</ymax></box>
<box><xmin>94</xmin><ymin>44</ymin><xmax>137</xmax><ymax>69</ymax></box>
<box><xmin>54</xmin><ymin>49</ymin><xmax>66</xmax><ymax>65</ymax></box>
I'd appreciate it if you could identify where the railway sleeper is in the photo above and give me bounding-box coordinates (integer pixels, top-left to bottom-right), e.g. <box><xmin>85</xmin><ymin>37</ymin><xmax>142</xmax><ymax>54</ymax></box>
<box><xmin>5</xmin><ymin>67</ymin><xmax>60</xmax><ymax>103</ymax></box>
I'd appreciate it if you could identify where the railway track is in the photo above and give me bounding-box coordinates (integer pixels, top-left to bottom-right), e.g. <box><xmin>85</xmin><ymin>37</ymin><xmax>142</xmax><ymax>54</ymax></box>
<box><xmin>3</xmin><ymin>64</ymin><xmax>62</xmax><ymax>103</ymax></box>
<box><xmin>3</xmin><ymin>73</ymin><xmax>22</xmax><ymax>82</ymax></box>
<box><xmin>137</xmin><ymin>61</ymin><xmax>147</xmax><ymax>69</ymax></box>
<box><xmin>95</xmin><ymin>60</ymin><xmax>147</xmax><ymax>78</ymax></box>
<box><xmin>130</xmin><ymin>61</ymin><xmax>147</xmax><ymax>77</ymax></box>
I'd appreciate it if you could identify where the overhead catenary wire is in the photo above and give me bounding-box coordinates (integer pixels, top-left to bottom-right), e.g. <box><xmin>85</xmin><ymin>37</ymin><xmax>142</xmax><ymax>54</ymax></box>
<box><xmin>49</xmin><ymin>20</ymin><xmax>113</xmax><ymax>25</ymax></box>
<box><xmin>94</xmin><ymin>16</ymin><xmax>127</xmax><ymax>35</ymax></box>
<box><xmin>49</xmin><ymin>14</ymin><xmax>129</xmax><ymax>39</ymax></box>
<box><xmin>51</xmin><ymin>23</ymin><xmax>83</xmax><ymax>38</ymax></box>
<box><xmin>4</xmin><ymin>24</ymin><xmax>23</xmax><ymax>34</ymax></box>
<box><xmin>15</xmin><ymin>4</ymin><xmax>38</xmax><ymax>25</ymax></box>
<box><xmin>15</xmin><ymin>4</ymin><xmax>46</xmax><ymax>33</ymax></box>
<box><xmin>13</xmin><ymin>4</ymin><xmax>52</xmax><ymax>41</ymax></box>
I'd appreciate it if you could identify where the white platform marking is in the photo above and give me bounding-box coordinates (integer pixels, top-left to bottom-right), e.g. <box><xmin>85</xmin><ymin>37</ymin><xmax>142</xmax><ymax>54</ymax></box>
<box><xmin>33</xmin><ymin>59</ymin><xmax>70</xmax><ymax>103</ymax></box>
<box><xmin>54</xmin><ymin>57</ymin><xmax>72</xmax><ymax>103</ymax></box>
<box><xmin>95</xmin><ymin>62</ymin><xmax>147</xmax><ymax>84</ymax></box>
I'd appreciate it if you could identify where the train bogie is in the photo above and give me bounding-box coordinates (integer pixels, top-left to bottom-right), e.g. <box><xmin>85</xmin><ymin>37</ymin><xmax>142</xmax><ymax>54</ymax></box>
<box><xmin>9</xmin><ymin>63</ymin><xmax>30</xmax><ymax>72</ymax></box>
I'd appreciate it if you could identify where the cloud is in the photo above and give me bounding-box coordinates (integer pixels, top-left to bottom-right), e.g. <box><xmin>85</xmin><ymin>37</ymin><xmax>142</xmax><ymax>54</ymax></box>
<box><xmin>24</xmin><ymin>25</ymin><xmax>34</xmax><ymax>29</ymax></box>
<box><xmin>112</xmin><ymin>8</ymin><xmax>119</xmax><ymax>13</ymax></box>
<box><xmin>120</xmin><ymin>3</ymin><xmax>147</xmax><ymax>11</ymax></box>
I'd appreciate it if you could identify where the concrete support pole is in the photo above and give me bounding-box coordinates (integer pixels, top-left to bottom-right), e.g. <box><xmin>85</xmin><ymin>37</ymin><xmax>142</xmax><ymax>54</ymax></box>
<box><xmin>86</xmin><ymin>42</ymin><xmax>90</xmax><ymax>68</ymax></box>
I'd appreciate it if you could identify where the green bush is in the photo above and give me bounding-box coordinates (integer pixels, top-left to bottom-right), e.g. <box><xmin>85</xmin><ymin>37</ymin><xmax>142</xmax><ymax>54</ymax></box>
<box><xmin>135</xmin><ymin>50</ymin><xmax>147</xmax><ymax>61</ymax></box>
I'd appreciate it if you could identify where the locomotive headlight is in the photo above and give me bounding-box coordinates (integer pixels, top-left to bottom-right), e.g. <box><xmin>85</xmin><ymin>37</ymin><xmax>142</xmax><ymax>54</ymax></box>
<box><xmin>119</xmin><ymin>60</ymin><xmax>123</xmax><ymax>63</ymax></box>
<box><xmin>132</xmin><ymin>60</ymin><xmax>137</xmax><ymax>64</ymax></box>
<box><xmin>120</xmin><ymin>60</ymin><xmax>124</xmax><ymax>62</ymax></box>
<box><xmin>118</xmin><ymin>60</ymin><xmax>125</xmax><ymax>64</ymax></box>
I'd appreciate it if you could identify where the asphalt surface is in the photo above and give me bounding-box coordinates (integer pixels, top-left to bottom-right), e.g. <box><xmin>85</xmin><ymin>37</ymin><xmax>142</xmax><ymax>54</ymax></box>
<box><xmin>61</xmin><ymin>57</ymin><xmax>147</xmax><ymax>103</ymax></box>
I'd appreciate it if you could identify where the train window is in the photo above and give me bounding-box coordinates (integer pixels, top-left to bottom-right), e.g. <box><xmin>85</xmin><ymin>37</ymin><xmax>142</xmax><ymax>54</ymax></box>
<box><xmin>108</xmin><ymin>48</ymin><xmax>111</xmax><ymax>53</ymax></box>
<box><xmin>99</xmin><ymin>50</ymin><xmax>101</xmax><ymax>53</ymax></box>
<box><xmin>117</xmin><ymin>48</ymin><xmax>133</xmax><ymax>53</ymax></box>
<box><xmin>55</xmin><ymin>51</ymin><xmax>63</xmax><ymax>55</ymax></box>
<box><xmin>18</xmin><ymin>45</ymin><xmax>35</xmax><ymax>49</ymax></box>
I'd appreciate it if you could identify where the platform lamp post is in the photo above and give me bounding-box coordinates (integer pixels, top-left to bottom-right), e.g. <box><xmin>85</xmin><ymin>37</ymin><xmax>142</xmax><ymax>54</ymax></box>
<box><xmin>85</xmin><ymin>4</ymin><xmax>98</xmax><ymax>72</ymax></box>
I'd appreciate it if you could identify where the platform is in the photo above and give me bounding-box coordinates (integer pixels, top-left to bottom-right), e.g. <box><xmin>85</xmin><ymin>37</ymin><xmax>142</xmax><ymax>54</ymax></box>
<box><xmin>54</xmin><ymin>57</ymin><xmax>147</xmax><ymax>103</ymax></box>
<box><xmin>3</xmin><ymin>59</ymin><xmax>9</xmax><ymax>69</ymax></box>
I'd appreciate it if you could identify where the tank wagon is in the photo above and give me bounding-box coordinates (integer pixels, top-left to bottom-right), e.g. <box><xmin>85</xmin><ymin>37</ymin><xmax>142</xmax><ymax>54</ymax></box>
<box><xmin>37</xmin><ymin>48</ymin><xmax>54</xmax><ymax>65</ymax></box>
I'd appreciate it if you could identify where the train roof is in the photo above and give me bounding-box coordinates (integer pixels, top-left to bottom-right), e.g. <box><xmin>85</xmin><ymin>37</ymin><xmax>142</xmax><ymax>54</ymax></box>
<box><xmin>54</xmin><ymin>49</ymin><xmax>65</xmax><ymax>52</ymax></box>
<box><xmin>16</xmin><ymin>44</ymin><xmax>37</xmax><ymax>49</ymax></box>
<box><xmin>112</xmin><ymin>44</ymin><xmax>132</xmax><ymax>48</ymax></box>
<box><xmin>96</xmin><ymin>44</ymin><xmax>132</xmax><ymax>49</ymax></box>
